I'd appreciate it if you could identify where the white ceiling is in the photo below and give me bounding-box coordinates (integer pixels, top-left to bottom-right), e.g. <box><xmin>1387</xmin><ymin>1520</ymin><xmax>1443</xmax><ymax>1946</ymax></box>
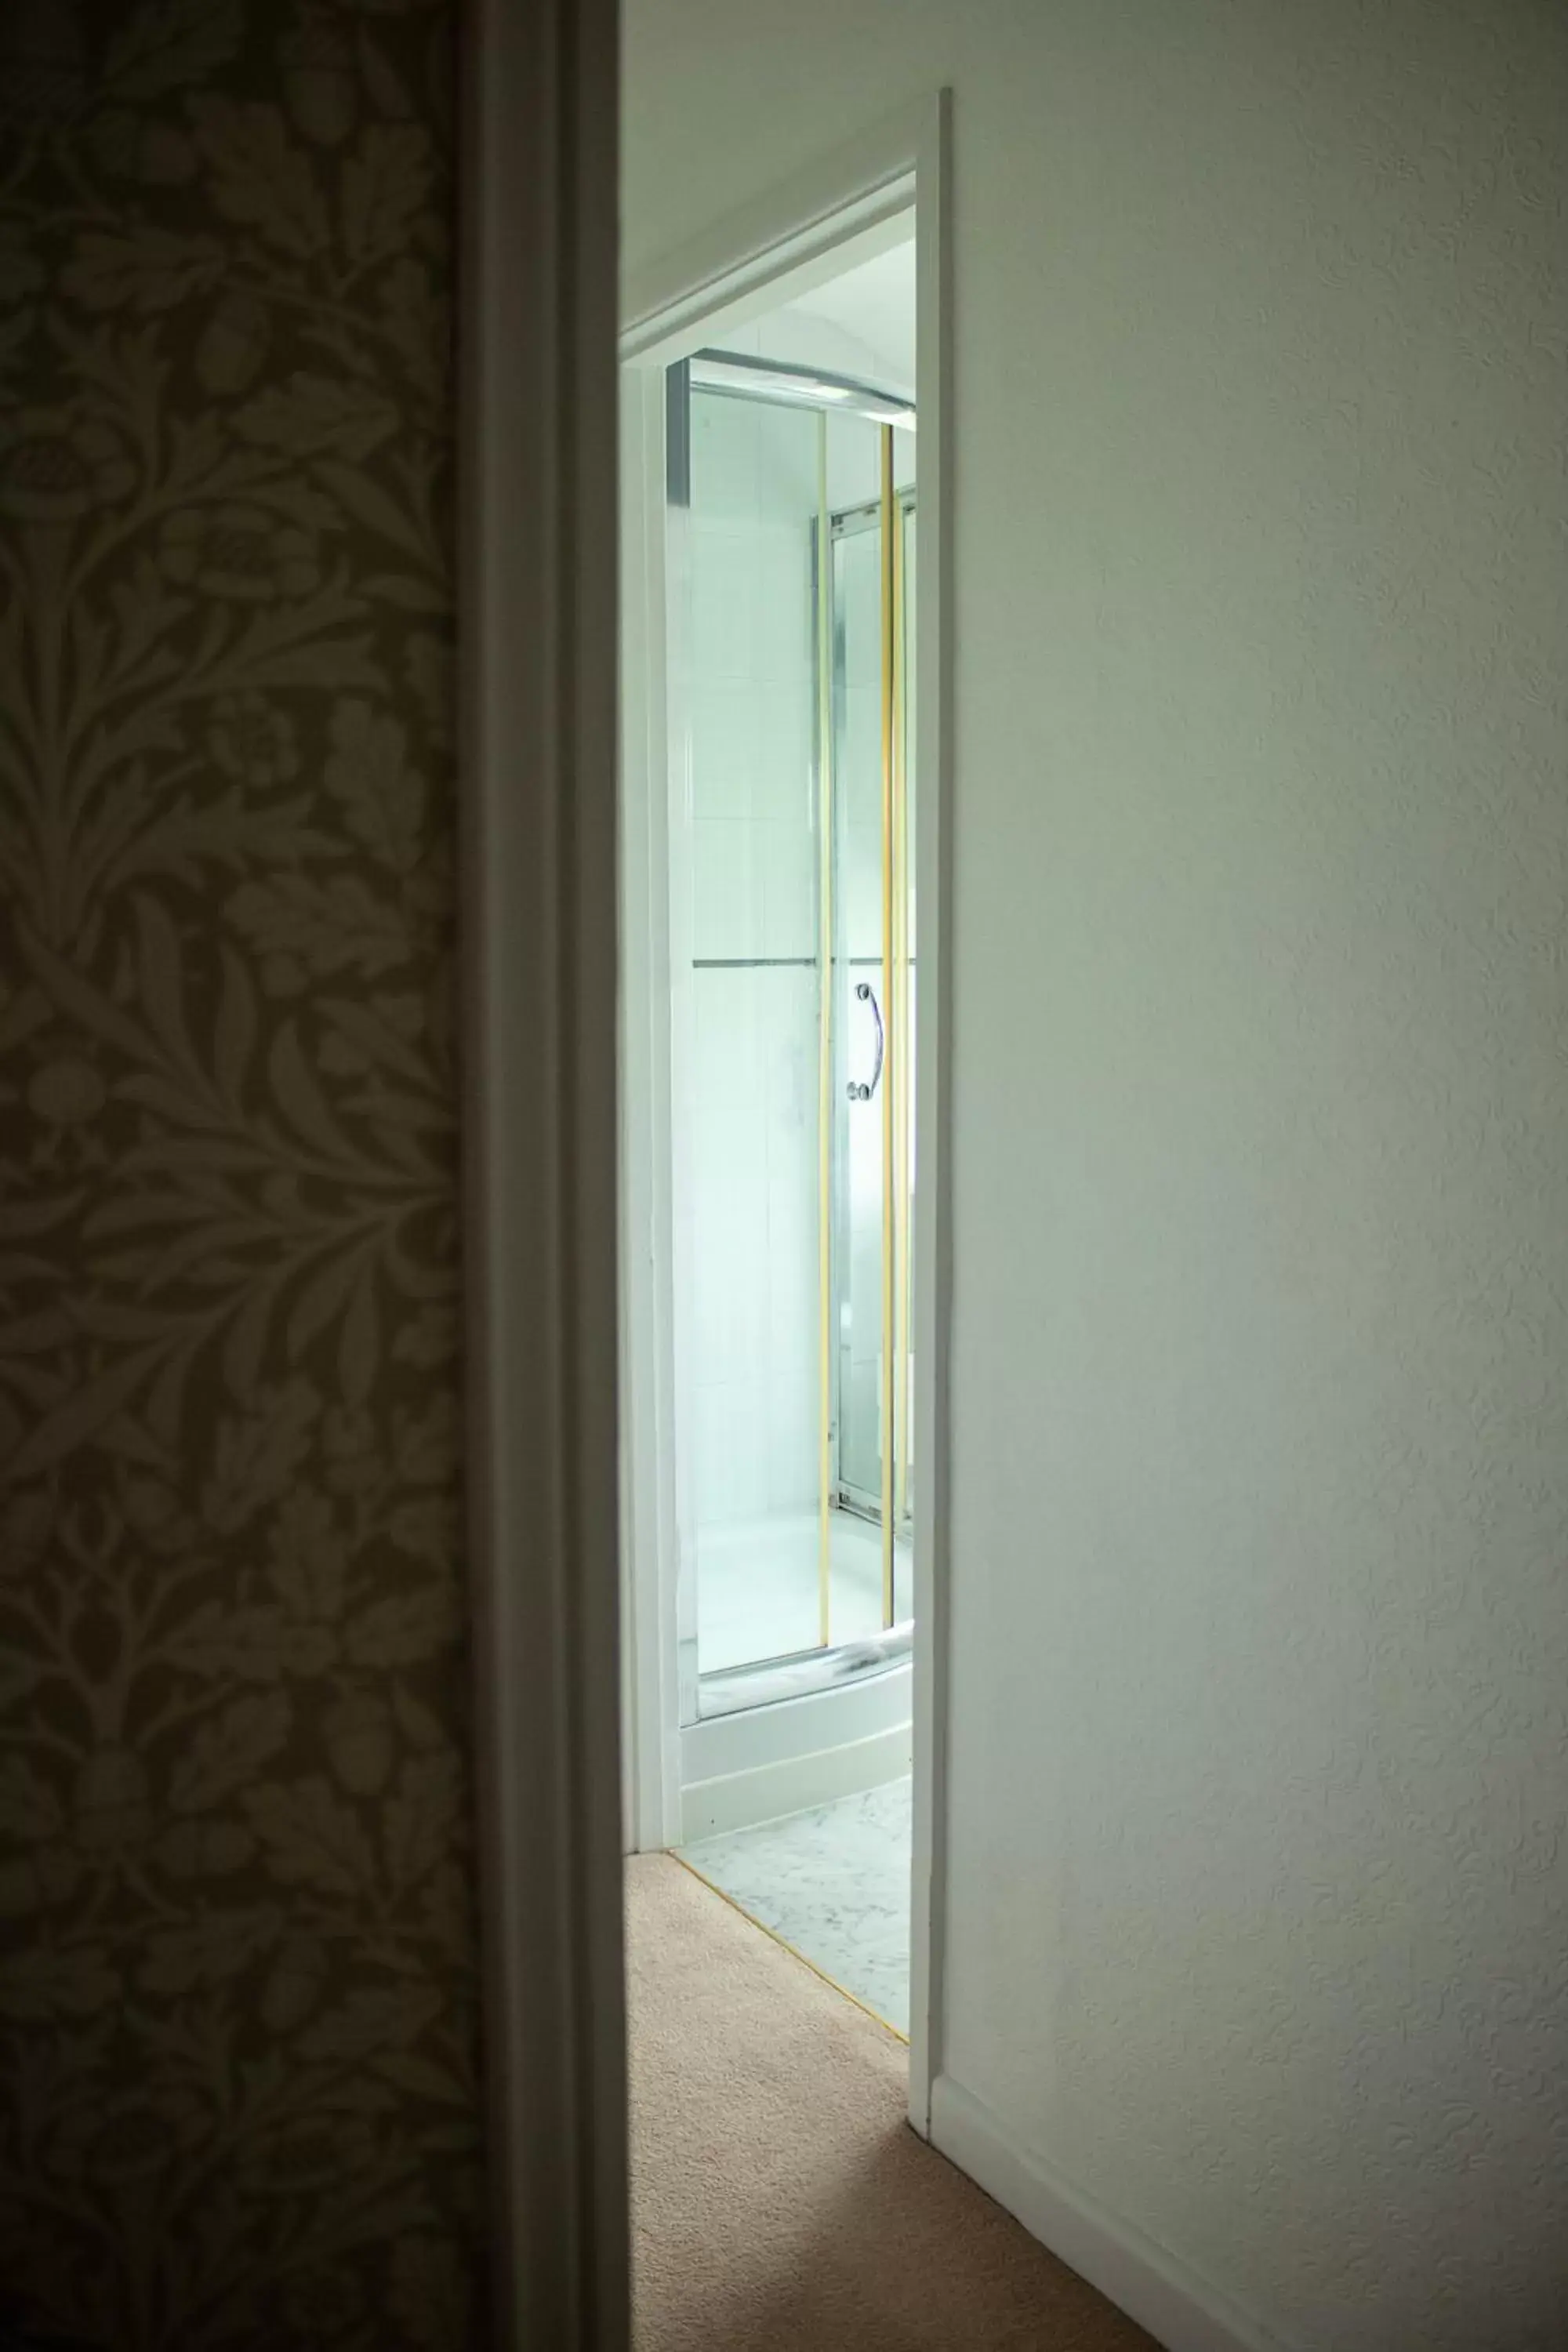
<box><xmin>750</xmin><ymin>236</ymin><xmax>916</xmax><ymax>399</ymax></box>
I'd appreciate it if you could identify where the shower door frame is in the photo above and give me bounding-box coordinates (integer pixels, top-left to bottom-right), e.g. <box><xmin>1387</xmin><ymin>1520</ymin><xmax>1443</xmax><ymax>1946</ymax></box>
<box><xmin>618</xmin><ymin>93</ymin><xmax>953</xmax><ymax>2139</ymax></box>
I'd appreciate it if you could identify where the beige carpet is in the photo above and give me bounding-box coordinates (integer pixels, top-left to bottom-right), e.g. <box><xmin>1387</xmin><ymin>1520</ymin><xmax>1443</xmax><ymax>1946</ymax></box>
<box><xmin>627</xmin><ymin>1854</ymin><xmax>1159</xmax><ymax>2351</ymax></box>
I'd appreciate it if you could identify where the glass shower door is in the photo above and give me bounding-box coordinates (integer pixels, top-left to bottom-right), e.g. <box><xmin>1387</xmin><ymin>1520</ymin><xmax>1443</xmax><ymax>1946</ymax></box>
<box><xmin>681</xmin><ymin>381</ymin><xmax>825</xmax><ymax>1676</ymax></box>
<box><xmin>673</xmin><ymin>351</ymin><xmax>917</xmax><ymax>1704</ymax></box>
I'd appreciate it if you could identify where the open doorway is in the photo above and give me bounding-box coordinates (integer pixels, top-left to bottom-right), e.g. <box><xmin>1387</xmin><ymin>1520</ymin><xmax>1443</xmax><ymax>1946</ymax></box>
<box><xmin>618</xmin><ymin>108</ymin><xmax>949</xmax><ymax>2119</ymax></box>
<box><xmin>667</xmin><ymin>245</ymin><xmax>919</xmax><ymax>2034</ymax></box>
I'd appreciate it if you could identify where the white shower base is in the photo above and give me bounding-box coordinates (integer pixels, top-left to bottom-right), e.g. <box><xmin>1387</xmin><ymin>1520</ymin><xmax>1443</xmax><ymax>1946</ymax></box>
<box><xmin>696</xmin><ymin>1507</ymin><xmax>913</xmax><ymax>1678</ymax></box>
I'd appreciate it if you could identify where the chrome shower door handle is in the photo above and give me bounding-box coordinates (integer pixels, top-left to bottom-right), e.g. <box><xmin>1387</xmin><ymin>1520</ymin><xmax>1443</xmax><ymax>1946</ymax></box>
<box><xmin>846</xmin><ymin>980</ymin><xmax>884</xmax><ymax>1102</ymax></box>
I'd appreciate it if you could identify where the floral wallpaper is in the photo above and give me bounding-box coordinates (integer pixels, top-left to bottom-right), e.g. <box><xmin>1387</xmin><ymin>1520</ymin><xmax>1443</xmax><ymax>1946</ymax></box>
<box><xmin>0</xmin><ymin>2</ymin><xmax>486</xmax><ymax>2344</ymax></box>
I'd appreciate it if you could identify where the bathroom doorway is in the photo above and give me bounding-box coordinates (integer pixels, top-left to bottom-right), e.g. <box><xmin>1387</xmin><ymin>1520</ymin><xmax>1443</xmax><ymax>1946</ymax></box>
<box><xmin>617</xmin><ymin>107</ymin><xmax>949</xmax><ymax>2115</ymax></box>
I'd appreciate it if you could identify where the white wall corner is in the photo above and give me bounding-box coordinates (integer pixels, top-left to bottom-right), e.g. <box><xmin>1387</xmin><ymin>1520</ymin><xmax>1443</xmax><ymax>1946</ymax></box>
<box><xmin>927</xmin><ymin>2075</ymin><xmax>1300</xmax><ymax>2352</ymax></box>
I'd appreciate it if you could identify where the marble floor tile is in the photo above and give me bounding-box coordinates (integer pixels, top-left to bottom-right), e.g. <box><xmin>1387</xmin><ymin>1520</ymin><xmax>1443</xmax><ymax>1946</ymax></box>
<box><xmin>680</xmin><ymin>1776</ymin><xmax>913</xmax><ymax>2034</ymax></box>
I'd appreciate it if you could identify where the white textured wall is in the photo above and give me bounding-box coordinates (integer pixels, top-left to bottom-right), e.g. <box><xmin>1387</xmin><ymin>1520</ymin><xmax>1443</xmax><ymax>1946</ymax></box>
<box><xmin>624</xmin><ymin>5</ymin><xmax>1568</xmax><ymax>2348</ymax></box>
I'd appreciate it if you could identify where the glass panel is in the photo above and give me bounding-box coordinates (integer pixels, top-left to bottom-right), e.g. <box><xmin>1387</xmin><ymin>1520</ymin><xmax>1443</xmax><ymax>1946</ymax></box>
<box><xmin>683</xmin><ymin>386</ymin><xmax>824</xmax><ymax>1677</ymax></box>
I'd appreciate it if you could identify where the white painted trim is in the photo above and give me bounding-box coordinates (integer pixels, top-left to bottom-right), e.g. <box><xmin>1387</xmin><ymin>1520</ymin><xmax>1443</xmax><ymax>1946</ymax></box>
<box><xmin>682</xmin><ymin>1722</ymin><xmax>913</xmax><ymax>1842</ymax></box>
<box><xmin>905</xmin><ymin>85</ymin><xmax>953</xmax><ymax>2147</ymax></box>
<box><xmin>929</xmin><ymin>2077</ymin><xmax>1298</xmax><ymax>2352</ymax></box>
<box><xmin>615</xmin><ymin>89</ymin><xmax>953</xmax><ymax>2149</ymax></box>
<box><xmin>459</xmin><ymin>0</ymin><xmax>628</xmax><ymax>2342</ymax></box>
<box><xmin>618</xmin><ymin>369</ymin><xmax>684</xmax><ymax>1854</ymax></box>
<box><xmin>615</xmin><ymin>367</ymin><xmax>701</xmax><ymax>1860</ymax></box>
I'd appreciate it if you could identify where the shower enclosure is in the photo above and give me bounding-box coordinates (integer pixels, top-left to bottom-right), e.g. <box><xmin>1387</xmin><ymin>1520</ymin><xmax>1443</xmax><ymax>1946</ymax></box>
<box><xmin>669</xmin><ymin>351</ymin><xmax>917</xmax><ymax>1730</ymax></box>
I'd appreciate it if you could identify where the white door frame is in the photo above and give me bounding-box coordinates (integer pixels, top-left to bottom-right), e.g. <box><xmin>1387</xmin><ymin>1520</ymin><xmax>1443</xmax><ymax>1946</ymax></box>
<box><xmin>616</xmin><ymin>92</ymin><xmax>953</xmax><ymax>2136</ymax></box>
<box><xmin>459</xmin><ymin>0</ymin><xmax>628</xmax><ymax>2341</ymax></box>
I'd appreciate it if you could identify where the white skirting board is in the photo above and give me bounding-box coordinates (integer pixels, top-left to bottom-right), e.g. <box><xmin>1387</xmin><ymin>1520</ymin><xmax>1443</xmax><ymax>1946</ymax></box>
<box><xmin>928</xmin><ymin>2074</ymin><xmax>1298</xmax><ymax>2352</ymax></box>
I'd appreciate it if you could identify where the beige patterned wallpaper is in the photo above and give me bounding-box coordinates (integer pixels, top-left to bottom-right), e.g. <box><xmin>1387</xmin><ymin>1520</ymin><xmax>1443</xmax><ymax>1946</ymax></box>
<box><xmin>0</xmin><ymin>2</ymin><xmax>486</xmax><ymax>2343</ymax></box>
